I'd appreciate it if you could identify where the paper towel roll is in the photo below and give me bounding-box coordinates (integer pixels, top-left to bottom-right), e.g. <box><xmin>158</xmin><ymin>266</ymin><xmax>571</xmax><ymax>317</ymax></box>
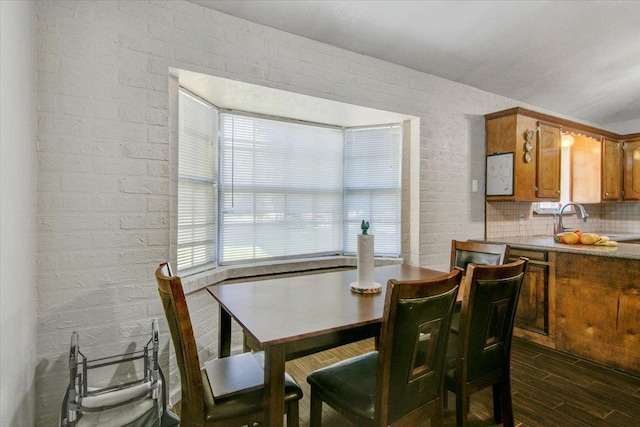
<box><xmin>357</xmin><ymin>234</ymin><xmax>375</xmax><ymax>286</ymax></box>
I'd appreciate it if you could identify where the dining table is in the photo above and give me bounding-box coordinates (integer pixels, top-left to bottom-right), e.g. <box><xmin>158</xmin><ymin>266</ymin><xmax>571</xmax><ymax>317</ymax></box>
<box><xmin>206</xmin><ymin>263</ymin><xmax>456</xmax><ymax>427</ymax></box>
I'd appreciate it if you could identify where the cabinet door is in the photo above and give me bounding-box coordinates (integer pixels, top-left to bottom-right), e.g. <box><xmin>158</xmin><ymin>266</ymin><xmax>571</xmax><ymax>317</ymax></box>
<box><xmin>602</xmin><ymin>139</ymin><xmax>622</xmax><ymax>201</ymax></box>
<box><xmin>571</xmin><ymin>135</ymin><xmax>601</xmax><ymax>203</ymax></box>
<box><xmin>514</xmin><ymin>262</ymin><xmax>548</xmax><ymax>334</ymax></box>
<box><xmin>623</xmin><ymin>140</ymin><xmax>640</xmax><ymax>200</ymax></box>
<box><xmin>536</xmin><ymin>122</ymin><xmax>561</xmax><ymax>199</ymax></box>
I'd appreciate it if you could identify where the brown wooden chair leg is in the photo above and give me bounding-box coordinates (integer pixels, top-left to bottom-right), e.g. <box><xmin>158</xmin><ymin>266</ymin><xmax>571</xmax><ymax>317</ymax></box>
<box><xmin>492</xmin><ymin>383</ymin><xmax>502</xmax><ymax>423</ymax></box>
<box><xmin>443</xmin><ymin>389</ymin><xmax>449</xmax><ymax>407</ymax></box>
<box><xmin>286</xmin><ymin>400</ymin><xmax>299</xmax><ymax>427</ymax></box>
<box><xmin>498</xmin><ymin>380</ymin><xmax>514</xmax><ymax>427</ymax></box>
<box><xmin>309</xmin><ymin>388</ymin><xmax>323</xmax><ymax>427</ymax></box>
<box><xmin>455</xmin><ymin>389</ymin><xmax>469</xmax><ymax>427</ymax></box>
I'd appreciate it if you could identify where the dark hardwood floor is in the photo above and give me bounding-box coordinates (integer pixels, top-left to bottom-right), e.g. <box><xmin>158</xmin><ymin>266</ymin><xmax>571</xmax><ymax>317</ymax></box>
<box><xmin>284</xmin><ymin>337</ymin><xmax>640</xmax><ymax>427</ymax></box>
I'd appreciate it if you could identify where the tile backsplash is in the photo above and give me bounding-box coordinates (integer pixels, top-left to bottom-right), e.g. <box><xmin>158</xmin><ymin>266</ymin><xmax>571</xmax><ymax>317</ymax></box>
<box><xmin>486</xmin><ymin>202</ymin><xmax>639</xmax><ymax>239</ymax></box>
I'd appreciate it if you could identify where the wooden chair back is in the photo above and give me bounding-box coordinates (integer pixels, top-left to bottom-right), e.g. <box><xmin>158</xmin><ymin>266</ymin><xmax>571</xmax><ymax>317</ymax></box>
<box><xmin>448</xmin><ymin>257</ymin><xmax>528</xmax><ymax>427</ymax></box>
<box><xmin>457</xmin><ymin>258</ymin><xmax>527</xmax><ymax>384</ymax></box>
<box><xmin>450</xmin><ymin>240</ymin><xmax>509</xmax><ymax>272</ymax></box>
<box><xmin>155</xmin><ymin>262</ymin><xmax>204</xmax><ymax>425</ymax></box>
<box><xmin>375</xmin><ymin>268</ymin><xmax>462</xmax><ymax>426</ymax></box>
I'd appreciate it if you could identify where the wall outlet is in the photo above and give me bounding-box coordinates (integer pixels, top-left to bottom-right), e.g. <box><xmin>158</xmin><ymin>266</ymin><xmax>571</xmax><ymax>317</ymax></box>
<box><xmin>472</xmin><ymin>179</ymin><xmax>478</xmax><ymax>193</ymax></box>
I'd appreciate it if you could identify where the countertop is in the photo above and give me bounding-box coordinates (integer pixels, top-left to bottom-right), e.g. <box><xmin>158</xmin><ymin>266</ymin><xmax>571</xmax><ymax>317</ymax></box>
<box><xmin>481</xmin><ymin>235</ymin><xmax>640</xmax><ymax>260</ymax></box>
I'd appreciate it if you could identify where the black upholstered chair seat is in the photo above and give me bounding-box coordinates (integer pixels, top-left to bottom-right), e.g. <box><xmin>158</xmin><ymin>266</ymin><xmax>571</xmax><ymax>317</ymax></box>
<box><xmin>306</xmin><ymin>351</ymin><xmax>377</xmax><ymax>422</ymax></box>
<box><xmin>203</xmin><ymin>360</ymin><xmax>303</xmax><ymax>423</ymax></box>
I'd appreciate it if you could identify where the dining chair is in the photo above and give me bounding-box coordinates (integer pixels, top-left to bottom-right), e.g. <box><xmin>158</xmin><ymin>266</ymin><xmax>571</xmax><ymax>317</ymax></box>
<box><xmin>306</xmin><ymin>268</ymin><xmax>462</xmax><ymax>427</ymax></box>
<box><xmin>449</xmin><ymin>240</ymin><xmax>510</xmax><ymax>331</ymax></box>
<box><xmin>449</xmin><ymin>240</ymin><xmax>509</xmax><ymax>272</ymax></box>
<box><xmin>155</xmin><ymin>262</ymin><xmax>303</xmax><ymax>427</ymax></box>
<box><xmin>444</xmin><ymin>257</ymin><xmax>528</xmax><ymax>427</ymax></box>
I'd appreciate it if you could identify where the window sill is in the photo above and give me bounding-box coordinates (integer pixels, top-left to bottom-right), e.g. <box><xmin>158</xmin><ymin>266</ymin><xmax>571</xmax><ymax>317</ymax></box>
<box><xmin>533</xmin><ymin>210</ymin><xmax>575</xmax><ymax>216</ymax></box>
<box><xmin>180</xmin><ymin>256</ymin><xmax>403</xmax><ymax>295</ymax></box>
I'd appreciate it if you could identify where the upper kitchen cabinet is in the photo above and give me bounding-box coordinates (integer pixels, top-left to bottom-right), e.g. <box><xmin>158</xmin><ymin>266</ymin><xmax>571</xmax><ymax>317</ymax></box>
<box><xmin>571</xmin><ymin>133</ymin><xmax>602</xmax><ymax>203</ymax></box>
<box><xmin>485</xmin><ymin>108</ymin><xmax>560</xmax><ymax>201</ymax></box>
<box><xmin>602</xmin><ymin>138</ymin><xmax>622</xmax><ymax>201</ymax></box>
<box><xmin>623</xmin><ymin>136</ymin><xmax>640</xmax><ymax>200</ymax></box>
<box><xmin>486</xmin><ymin>107</ymin><xmax>640</xmax><ymax>204</ymax></box>
<box><xmin>536</xmin><ymin>122</ymin><xmax>562</xmax><ymax>198</ymax></box>
<box><xmin>598</xmin><ymin>135</ymin><xmax>640</xmax><ymax>202</ymax></box>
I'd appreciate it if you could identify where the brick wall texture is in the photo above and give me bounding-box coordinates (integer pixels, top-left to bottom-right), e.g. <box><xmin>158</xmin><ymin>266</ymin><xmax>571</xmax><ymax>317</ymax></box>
<box><xmin>34</xmin><ymin>1</ymin><xmax>564</xmax><ymax>424</ymax></box>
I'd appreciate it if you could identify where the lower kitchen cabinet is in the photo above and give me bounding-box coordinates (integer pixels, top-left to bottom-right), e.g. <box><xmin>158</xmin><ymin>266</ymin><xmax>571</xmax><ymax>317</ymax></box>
<box><xmin>486</xmin><ymin>239</ymin><xmax>639</xmax><ymax>376</ymax></box>
<box><xmin>509</xmin><ymin>248</ymin><xmax>550</xmax><ymax>337</ymax></box>
<box><xmin>555</xmin><ymin>252</ymin><xmax>640</xmax><ymax>376</ymax></box>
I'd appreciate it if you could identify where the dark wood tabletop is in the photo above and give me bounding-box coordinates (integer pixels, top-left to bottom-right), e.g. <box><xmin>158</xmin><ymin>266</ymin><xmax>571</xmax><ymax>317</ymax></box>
<box><xmin>206</xmin><ymin>263</ymin><xmax>449</xmax><ymax>427</ymax></box>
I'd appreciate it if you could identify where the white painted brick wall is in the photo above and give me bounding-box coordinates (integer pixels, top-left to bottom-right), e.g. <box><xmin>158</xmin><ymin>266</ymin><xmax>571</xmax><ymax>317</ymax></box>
<box><xmin>34</xmin><ymin>1</ymin><xmax>558</xmax><ymax>424</ymax></box>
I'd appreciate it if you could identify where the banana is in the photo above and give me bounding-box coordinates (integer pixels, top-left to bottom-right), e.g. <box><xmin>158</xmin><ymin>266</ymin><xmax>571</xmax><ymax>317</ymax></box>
<box><xmin>595</xmin><ymin>236</ymin><xmax>617</xmax><ymax>246</ymax></box>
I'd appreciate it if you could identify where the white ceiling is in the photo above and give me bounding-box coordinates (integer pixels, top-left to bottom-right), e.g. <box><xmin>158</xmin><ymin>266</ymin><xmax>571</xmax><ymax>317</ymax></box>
<box><xmin>189</xmin><ymin>0</ymin><xmax>640</xmax><ymax>132</ymax></box>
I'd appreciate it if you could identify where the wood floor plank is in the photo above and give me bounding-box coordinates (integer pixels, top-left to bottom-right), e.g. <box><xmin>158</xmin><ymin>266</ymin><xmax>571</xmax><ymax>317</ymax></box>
<box><xmin>511</xmin><ymin>354</ymin><xmax>553</xmax><ymax>380</ymax></box>
<box><xmin>511</xmin><ymin>373</ymin><xmax>565</xmax><ymax>409</ymax></box>
<box><xmin>524</xmin><ymin>353</ymin><xmax>596</xmax><ymax>387</ymax></box>
<box><xmin>552</xmin><ymin>401</ymin><xmax>619</xmax><ymax>427</ymax></box>
<box><xmin>540</xmin><ymin>373</ymin><xmax>629</xmax><ymax>419</ymax></box>
<box><xmin>573</xmin><ymin>359</ymin><xmax>640</xmax><ymax>395</ymax></box>
<box><xmin>585</xmin><ymin>381</ymin><xmax>640</xmax><ymax>423</ymax></box>
<box><xmin>605</xmin><ymin>410</ymin><xmax>639</xmax><ymax>426</ymax></box>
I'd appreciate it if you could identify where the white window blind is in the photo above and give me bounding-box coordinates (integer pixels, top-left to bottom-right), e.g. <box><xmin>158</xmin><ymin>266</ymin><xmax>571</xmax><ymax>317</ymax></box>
<box><xmin>219</xmin><ymin>114</ymin><xmax>344</xmax><ymax>264</ymax></box>
<box><xmin>177</xmin><ymin>89</ymin><xmax>218</xmax><ymax>272</ymax></box>
<box><xmin>344</xmin><ymin>125</ymin><xmax>402</xmax><ymax>256</ymax></box>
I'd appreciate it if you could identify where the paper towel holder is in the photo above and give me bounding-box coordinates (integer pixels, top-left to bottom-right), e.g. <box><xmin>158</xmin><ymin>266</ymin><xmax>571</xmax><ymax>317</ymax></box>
<box><xmin>349</xmin><ymin>220</ymin><xmax>382</xmax><ymax>294</ymax></box>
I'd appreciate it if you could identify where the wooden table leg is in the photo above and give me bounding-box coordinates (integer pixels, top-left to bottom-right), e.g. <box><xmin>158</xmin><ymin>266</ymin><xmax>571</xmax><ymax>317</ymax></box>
<box><xmin>263</xmin><ymin>344</ymin><xmax>285</xmax><ymax>427</ymax></box>
<box><xmin>218</xmin><ymin>305</ymin><xmax>231</xmax><ymax>358</ymax></box>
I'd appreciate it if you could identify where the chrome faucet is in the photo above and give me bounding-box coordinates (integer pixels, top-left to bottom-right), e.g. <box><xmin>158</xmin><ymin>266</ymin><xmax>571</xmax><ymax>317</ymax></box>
<box><xmin>554</xmin><ymin>203</ymin><xmax>589</xmax><ymax>234</ymax></box>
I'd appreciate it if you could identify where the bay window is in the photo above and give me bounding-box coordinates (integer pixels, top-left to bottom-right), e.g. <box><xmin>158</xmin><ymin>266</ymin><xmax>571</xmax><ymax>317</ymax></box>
<box><xmin>178</xmin><ymin>88</ymin><xmax>401</xmax><ymax>273</ymax></box>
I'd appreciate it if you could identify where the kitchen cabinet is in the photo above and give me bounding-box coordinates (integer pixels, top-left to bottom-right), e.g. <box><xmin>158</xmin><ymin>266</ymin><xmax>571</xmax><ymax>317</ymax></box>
<box><xmin>602</xmin><ymin>138</ymin><xmax>622</xmax><ymax>201</ymax></box>
<box><xmin>509</xmin><ymin>248</ymin><xmax>549</xmax><ymax>336</ymax></box>
<box><xmin>571</xmin><ymin>134</ymin><xmax>602</xmax><ymax>203</ymax></box>
<box><xmin>486</xmin><ymin>107</ymin><xmax>639</xmax><ymax>204</ymax></box>
<box><xmin>485</xmin><ymin>109</ymin><xmax>560</xmax><ymax>201</ymax></box>
<box><xmin>623</xmin><ymin>138</ymin><xmax>640</xmax><ymax>200</ymax></box>
<box><xmin>601</xmin><ymin>136</ymin><xmax>640</xmax><ymax>201</ymax></box>
<box><xmin>555</xmin><ymin>252</ymin><xmax>640</xmax><ymax>376</ymax></box>
<box><xmin>485</xmin><ymin>236</ymin><xmax>640</xmax><ymax>375</ymax></box>
<box><xmin>535</xmin><ymin>122</ymin><xmax>561</xmax><ymax>198</ymax></box>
